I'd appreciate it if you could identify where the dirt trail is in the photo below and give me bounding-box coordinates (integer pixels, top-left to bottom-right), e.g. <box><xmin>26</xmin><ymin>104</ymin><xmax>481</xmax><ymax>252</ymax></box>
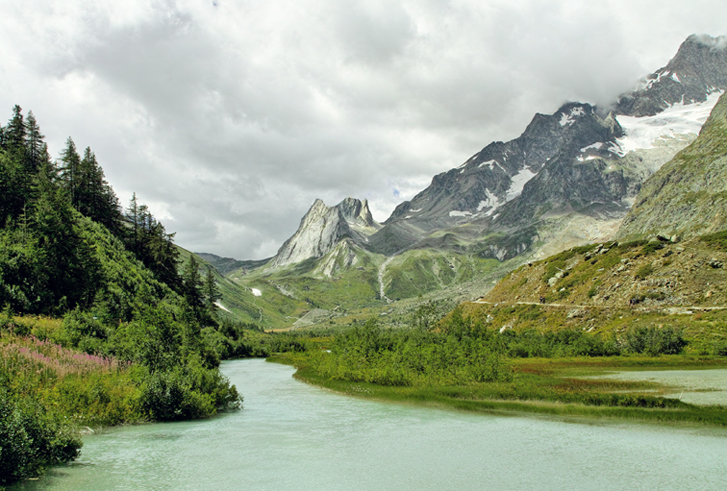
<box><xmin>471</xmin><ymin>299</ymin><xmax>727</xmax><ymax>312</ymax></box>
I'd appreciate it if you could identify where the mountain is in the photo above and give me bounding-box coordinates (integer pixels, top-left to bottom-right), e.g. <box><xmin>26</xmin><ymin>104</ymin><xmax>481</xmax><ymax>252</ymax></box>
<box><xmin>367</xmin><ymin>34</ymin><xmax>727</xmax><ymax>261</ymax></box>
<box><xmin>616</xmin><ymin>34</ymin><xmax>727</xmax><ymax>116</ymax></box>
<box><xmin>460</xmin><ymin>50</ymin><xmax>727</xmax><ymax>348</ymax></box>
<box><xmin>214</xmin><ymin>34</ymin><xmax>727</xmax><ymax>328</ymax></box>
<box><xmin>617</xmin><ymin>91</ymin><xmax>727</xmax><ymax>239</ymax></box>
<box><xmin>268</xmin><ymin>197</ymin><xmax>380</xmax><ymax>269</ymax></box>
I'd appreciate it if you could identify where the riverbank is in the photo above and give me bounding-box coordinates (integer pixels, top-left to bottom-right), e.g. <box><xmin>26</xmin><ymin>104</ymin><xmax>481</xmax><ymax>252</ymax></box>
<box><xmin>272</xmin><ymin>354</ymin><xmax>727</xmax><ymax>427</ymax></box>
<box><xmin>11</xmin><ymin>358</ymin><xmax>727</xmax><ymax>491</ymax></box>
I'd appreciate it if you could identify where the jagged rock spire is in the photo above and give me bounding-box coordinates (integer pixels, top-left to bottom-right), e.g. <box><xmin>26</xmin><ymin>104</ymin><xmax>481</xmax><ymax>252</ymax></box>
<box><xmin>269</xmin><ymin>197</ymin><xmax>381</xmax><ymax>269</ymax></box>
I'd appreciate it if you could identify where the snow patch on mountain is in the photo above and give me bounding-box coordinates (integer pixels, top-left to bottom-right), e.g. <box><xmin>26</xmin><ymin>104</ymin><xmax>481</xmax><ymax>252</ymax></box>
<box><xmin>251</xmin><ymin>288</ymin><xmax>262</xmax><ymax>297</ymax></box>
<box><xmin>612</xmin><ymin>91</ymin><xmax>723</xmax><ymax>156</ymax></box>
<box><xmin>580</xmin><ymin>142</ymin><xmax>603</xmax><ymax>152</ymax></box>
<box><xmin>559</xmin><ymin>106</ymin><xmax>585</xmax><ymax>126</ymax></box>
<box><xmin>506</xmin><ymin>168</ymin><xmax>537</xmax><ymax>201</ymax></box>
<box><xmin>449</xmin><ymin>210</ymin><xmax>472</xmax><ymax>217</ymax></box>
<box><xmin>214</xmin><ymin>301</ymin><xmax>232</xmax><ymax>312</ymax></box>
<box><xmin>478</xmin><ymin>190</ymin><xmax>499</xmax><ymax>212</ymax></box>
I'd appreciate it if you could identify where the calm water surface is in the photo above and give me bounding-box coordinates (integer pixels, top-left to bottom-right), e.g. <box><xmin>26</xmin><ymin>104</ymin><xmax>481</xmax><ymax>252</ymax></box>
<box><xmin>12</xmin><ymin>359</ymin><xmax>727</xmax><ymax>490</ymax></box>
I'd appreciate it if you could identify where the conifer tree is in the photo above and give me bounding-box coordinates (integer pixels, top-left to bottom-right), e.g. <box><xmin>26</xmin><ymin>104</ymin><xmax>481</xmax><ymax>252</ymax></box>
<box><xmin>59</xmin><ymin>137</ymin><xmax>81</xmax><ymax>208</ymax></box>
<box><xmin>123</xmin><ymin>193</ymin><xmax>180</xmax><ymax>290</ymax></box>
<box><xmin>24</xmin><ymin>111</ymin><xmax>45</xmax><ymax>172</ymax></box>
<box><xmin>204</xmin><ymin>266</ymin><xmax>221</xmax><ymax>315</ymax></box>
<box><xmin>4</xmin><ymin>105</ymin><xmax>26</xmax><ymax>152</ymax></box>
<box><xmin>181</xmin><ymin>255</ymin><xmax>205</xmax><ymax>321</ymax></box>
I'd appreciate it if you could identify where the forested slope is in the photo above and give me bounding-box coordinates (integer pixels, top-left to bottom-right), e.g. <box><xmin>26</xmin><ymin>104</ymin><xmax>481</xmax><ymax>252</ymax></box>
<box><xmin>0</xmin><ymin>106</ymin><xmax>255</xmax><ymax>485</ymax></box>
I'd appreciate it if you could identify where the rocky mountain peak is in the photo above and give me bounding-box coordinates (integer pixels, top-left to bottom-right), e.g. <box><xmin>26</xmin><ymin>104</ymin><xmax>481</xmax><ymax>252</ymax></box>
<box><xmin>370</xmin><ymin>100</ymin><xmax>624</xmax><ymax>254</ymax></box>
<box><xmin>268</xmin><ymin>197</ymin><xmax>381</xmax><ymax>269</ymax></box>
<box><xmin>337</xmin><ymin>197</ymin><xmax>377</xmax><ymax>228</ymax></box>
<box><xmin>616</xmin><ymin>34</ymin><xmax>727</xmax><ymax>117</ymax></box>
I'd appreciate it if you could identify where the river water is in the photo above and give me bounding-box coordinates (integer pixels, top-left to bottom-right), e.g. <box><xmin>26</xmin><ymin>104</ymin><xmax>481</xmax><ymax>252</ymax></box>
<box><xmin>12</xmin><ymin>359</ymin><xmax>727</xmax><ymax>490</ymax></box>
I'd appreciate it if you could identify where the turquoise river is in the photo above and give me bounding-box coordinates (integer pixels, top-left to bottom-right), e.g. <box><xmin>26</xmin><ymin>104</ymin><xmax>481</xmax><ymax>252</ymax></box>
<box><xmin>10</xmin><ymin>359</ymin><xmax>727</xmax><ymax>490</ymax></box>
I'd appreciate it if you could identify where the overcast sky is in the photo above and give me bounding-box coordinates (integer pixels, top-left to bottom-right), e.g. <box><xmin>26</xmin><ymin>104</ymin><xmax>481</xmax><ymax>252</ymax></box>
<box><xmin>1</xmin><ymin>0</ymin><xmax>725</xmax><ymax>259</ymax></box>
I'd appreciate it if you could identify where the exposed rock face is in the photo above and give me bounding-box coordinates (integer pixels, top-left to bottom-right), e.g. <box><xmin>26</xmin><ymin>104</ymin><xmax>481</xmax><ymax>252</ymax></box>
<box><xmin>617</xmin><ymin>92</ymin><xmax>727</xmax><ymax>239</ymax></box>
<box><xmin>269</xmin><ymin>198</ymin><xmax>381</xmax><ymax>269</ymax></box>
<box><xmin>269</xmin><ymin>35</ymin><xmax>727</xmax><ymax>272</ymax></box>
<box><xmin>367</xmin><ymin>34</ymin><xmax>727</xmax><ymax>260</ymax></box>
<box><xmin>615</xmin><ymin>34</ymin><xmax>727</xmax><ymax>117</ymax></box>
<box><xmin>384</xmin><ymin>103</ymin><xmax>622</xmax><ymax>227</ymax></box>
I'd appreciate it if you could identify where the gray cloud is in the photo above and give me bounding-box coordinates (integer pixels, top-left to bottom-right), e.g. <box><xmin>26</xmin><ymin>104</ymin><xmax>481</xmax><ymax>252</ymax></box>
<box><xmin>1</xmin><ymin>0</ymin><xmax>726</xmax><ymax>258</ymax></box>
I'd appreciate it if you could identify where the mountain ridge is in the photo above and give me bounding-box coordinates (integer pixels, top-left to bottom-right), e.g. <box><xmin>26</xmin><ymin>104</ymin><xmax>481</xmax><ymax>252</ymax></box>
<box><xmin>215</xmin><ymin>34</ymin><xmax>727</xmax><ymax>325</ymax></box>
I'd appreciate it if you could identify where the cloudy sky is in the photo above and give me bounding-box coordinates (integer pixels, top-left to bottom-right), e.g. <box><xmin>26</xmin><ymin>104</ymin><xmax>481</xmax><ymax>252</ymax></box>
<box><xmin>1</xmin><ymin>0</ymin><xmax>725</xmax><ymax>259</ymax></box>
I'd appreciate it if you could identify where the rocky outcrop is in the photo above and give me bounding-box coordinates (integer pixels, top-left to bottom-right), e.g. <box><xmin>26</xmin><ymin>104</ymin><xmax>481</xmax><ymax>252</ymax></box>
<box><xmin>268</xmin><ymin>198</ymin><xmax>381</xmax><ymax>269</ymax></box>
<box><xmin>615</xmin><ymin>34</ymin><xmax>727</xmax><ymax>117</ymax></box>
<box><xmin>367</xmin><ymin>34</ymin><xmax>727</xmax><ymax>260</ymax></box>
<box><xmin>383</xmin><ymin>103</ymin><xmax>623</xmax><ymax>230</ymax></box>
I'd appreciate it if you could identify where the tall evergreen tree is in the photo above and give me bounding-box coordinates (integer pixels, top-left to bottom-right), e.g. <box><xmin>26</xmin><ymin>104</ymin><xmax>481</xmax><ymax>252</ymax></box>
<box><xmin>181</xmin><ymin>255</ymin><xmax>205</xmax><ymax>324</ymax></box>
<box><xmin>204</xmin><ymin>266</ymin><xmax>221</xmax><ymax>315</ymax></box>
<box><xmin>58</xmin><ymin>137</ymin><xmax>81</xmax><ymax>208</ymax></box>
<box><xmin>4</xmin><ymin>105</ymin><xmax>26</xmax><ymax>152</ymax></box>
<box><xmin>123</xmin><ymin>193</ymin><xmax>180</xmax><ymax>290</ymax></box>
<box><xmin>72</xmin><ymin>147</ymin><xmax>122</xmax><ymax>234</ymax></box>
<box><xmin>24</xmin><ymin>111</ymin><xmax>45</xmax><ymax>172</ymax></box>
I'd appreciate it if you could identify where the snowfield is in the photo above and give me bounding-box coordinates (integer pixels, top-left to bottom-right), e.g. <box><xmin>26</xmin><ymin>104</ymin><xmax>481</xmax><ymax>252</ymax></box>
<box><xmin>613</xmin><ymin>91</ymin><xmax>723</xmax><ymax>156</ymax></box>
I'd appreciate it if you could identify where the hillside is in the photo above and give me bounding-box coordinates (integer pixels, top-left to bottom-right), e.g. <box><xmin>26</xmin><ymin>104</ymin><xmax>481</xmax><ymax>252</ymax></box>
<box><xmin>0</xmin><ymin>106</ymin><xmax>243</xmax><ymax>484</ymax></box>
<box><xmin>618</xmin><ymin>92</ymin><xmax>727</xmax><ymax>239</ymax></box>
<box><xmin>460</xmin><ymin>235</ymin><xmax>727</xmax><ymax>353</ymax></box>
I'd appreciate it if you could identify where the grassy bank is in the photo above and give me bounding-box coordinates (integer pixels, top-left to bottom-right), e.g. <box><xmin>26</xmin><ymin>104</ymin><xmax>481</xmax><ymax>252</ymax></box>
<box><xmin>1</xmin><ymin>318</ymin><xmax>143</xmax><ymax>485</ymax></box>
<box><xmin>274</xmin><ymin>352</ymin><xmax>727</xmax><ymax>427</ymax></box>
<box><xmin>1</xmin><ymin>312</ymin><xmax>245</xmax><ymax>485</ymax></box>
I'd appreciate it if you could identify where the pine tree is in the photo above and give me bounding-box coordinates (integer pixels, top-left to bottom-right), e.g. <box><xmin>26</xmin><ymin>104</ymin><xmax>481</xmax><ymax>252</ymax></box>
<box><xmin>204</xmin><ymin>266</ymin><xmax>221</xmax><ymax>314</ymax></box>
<box><xmin>24</xmin><ymin>111</ymin><xmax>45</xmax><ymax>172</ymax></box>
<box><xmin>59</xmin><ymin>137</ymin><xmax>81</xmax><ymax>208</ymax></box>
<box><xmin>181</xmin><ymin>255</ymin><xmax>205</xmax><ymax>320</ymax></box>
<box><xmin>125</xmin><ymin>193</ymin><xmax>141</xmax><ymax>253</ymax></box>
<box><xmin>123</xmin><ymin>193</ymin><xmax>180</xmax><ymax>290</ymax></box>
<box><xmin>4</xmin><ymin>105</ymin><xmax>26</xmax><ymax>152</ymax></box>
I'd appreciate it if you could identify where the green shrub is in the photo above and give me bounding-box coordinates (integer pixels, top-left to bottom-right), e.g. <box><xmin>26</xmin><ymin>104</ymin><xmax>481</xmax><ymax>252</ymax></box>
<box><xmin>634</xmin><ymin>264</ymin><xmax>654</xmax><ymax>280</ymax></box>
<box><xmin>641</xmin><ymin>242</ymin><xmax>664</xmax><ymax>256</ymax></box>
<box><xmin>713</xmin><ymin>342</ymin><xmax>727</xmax><ymax>357</ymax></box>
<box><xmin>0</xmin><ymin>391</ymin><xmax>81</xmax><ymax>485</ymax></box>
<box><xmin>622</xmin><ymin>326</ymin><xmax>687</xmax><ymax>355</ymax></box>
<box><xmin>700</xmin><ymin>229</ymin><xmax>727</xmax><ymax>251</ymax></box>
<box><xmin>140</xmin><ymin>369</ymin><xmax>215</xmax><ymax>421</ymax></box>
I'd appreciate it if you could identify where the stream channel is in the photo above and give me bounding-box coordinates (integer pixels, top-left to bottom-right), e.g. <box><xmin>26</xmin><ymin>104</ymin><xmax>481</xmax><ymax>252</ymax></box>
<box><xmin>11</xmin><ymin>359</ymin><xmax>727</xmax><ymax>490</ymax></box>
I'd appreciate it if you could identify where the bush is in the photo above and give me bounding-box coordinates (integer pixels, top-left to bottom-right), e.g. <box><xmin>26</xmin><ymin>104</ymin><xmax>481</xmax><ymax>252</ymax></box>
<box><xmin>713</xmin><ymin>342</ymin><xmax>727</xmax><ymax>357</ymax></box>
<box><xmin>140</xmin><ymin>369</ymin><xmax>215</xmax><ymax>421</ymax></box>
<box><xmin>634</xmin><ymin>264</ymin><xmax>654</xmax><ymax>280</ymax></box>
<box><xmin>0</xmin><ymin>391</ymin><xmax>81</xmax><ymax>485</ymax></box>
<box><xmin>622</xmin><ymin>326</ymin><xmax>687</xmax><ymax>355</ymax></box>
<box><xmin>140</xmin><ymin>361</ymin><xmax>241</xmax><ymax>421</ymax></box>
<box><xmin>641</xmin><ymin>242</ymin><xmax>664</xmax><ymax>256</ymax></box>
